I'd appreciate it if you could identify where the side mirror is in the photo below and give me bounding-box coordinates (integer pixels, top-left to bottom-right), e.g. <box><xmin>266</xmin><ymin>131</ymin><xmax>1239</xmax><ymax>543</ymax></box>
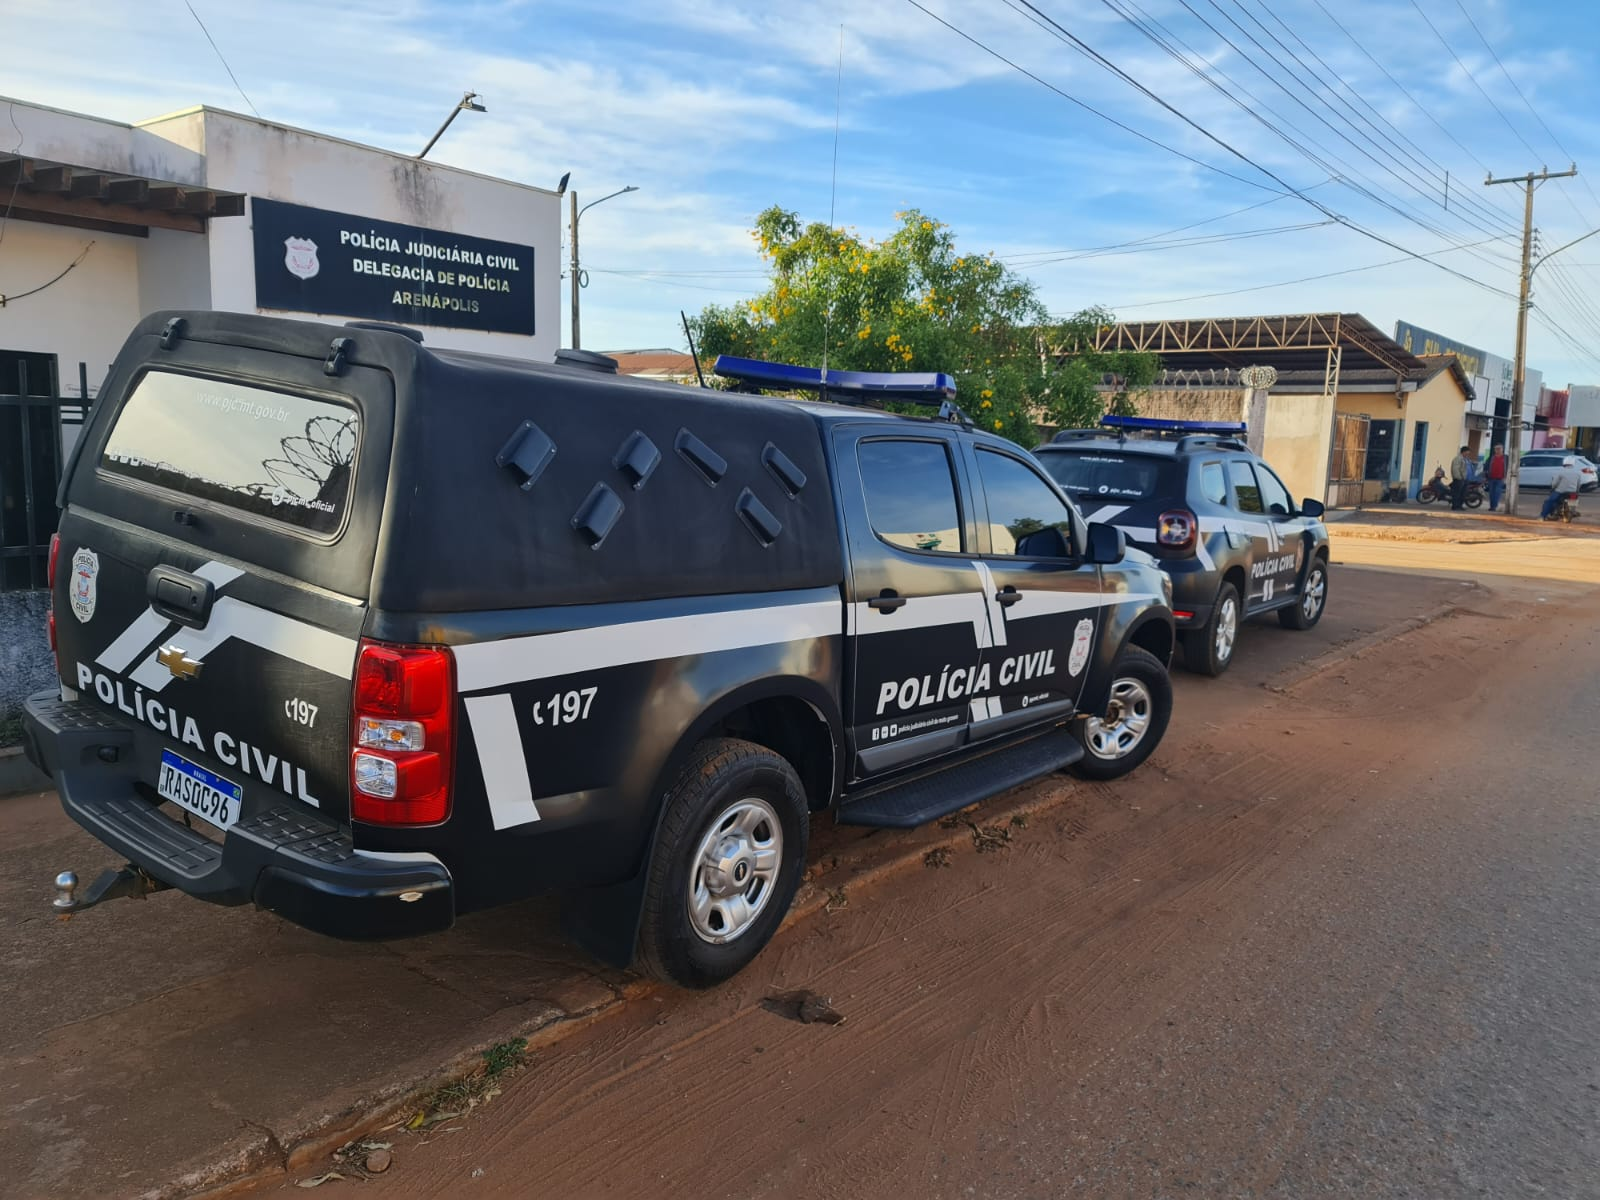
<box><xmin>1299</xmin><ymin>498</ymin><xmax>1326</xmax><ymax>518</ymax></box>
<box><xmin>1014</xmin><ymin>526</ymin><xmax>1071</xmax><ymax>559</ymax></box>
<box><xmin>1083</xmin><ymin>522</ymin><xmax>1126</xmax><ymax>565</ymax></box>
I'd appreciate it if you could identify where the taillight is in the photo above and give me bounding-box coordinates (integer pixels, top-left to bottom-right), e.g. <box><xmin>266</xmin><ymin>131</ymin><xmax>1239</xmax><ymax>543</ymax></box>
<box><xmin>46</xmin><ymin>533</ymin><xmax>60</xmax><ymax>668</ymax></box>
<box><xmin>350</xmin><ymin>640</ymin><xmax>455</xmax><ymax>826</ymax></box>
<box><xmin>1156</xmin><ymin>509</ymin><xmax>1198</xmax><ymax>552</ymax></box>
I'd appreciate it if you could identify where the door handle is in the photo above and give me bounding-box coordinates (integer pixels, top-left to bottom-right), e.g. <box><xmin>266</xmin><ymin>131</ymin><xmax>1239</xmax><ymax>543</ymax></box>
<box><xmin>147</xmin><ymin>565</ymin><xmax>216</xmax><ymax>628</ymax></box>
<box><xmin>867</xmin><ymin>589</ymin><xmax>907</xmax><ymax>613</ymax></box>
<box><xmin>995</xmin><ymin>586</ymin><xmax>1023</xmax><ymax>607</ymax></box>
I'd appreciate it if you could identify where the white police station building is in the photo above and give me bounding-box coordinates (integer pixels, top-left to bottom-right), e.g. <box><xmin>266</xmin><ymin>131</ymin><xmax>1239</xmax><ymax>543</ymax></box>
<box><xmin>0</xmin><ymin>95</ymin><xmax>561</xmax><ymax>739</ymax></box>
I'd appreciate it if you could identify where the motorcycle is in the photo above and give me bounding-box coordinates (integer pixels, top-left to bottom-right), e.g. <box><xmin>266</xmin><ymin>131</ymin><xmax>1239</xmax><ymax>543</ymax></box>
<box><xmin>1417</xmin><ymin>467</ymin><xmax>1485</xmax><ymax>508</ymax></box>
<box><xmin>1544</xmin><ymin>492</ymin><xmax>1581</xmax><ymax>523</ymax></box>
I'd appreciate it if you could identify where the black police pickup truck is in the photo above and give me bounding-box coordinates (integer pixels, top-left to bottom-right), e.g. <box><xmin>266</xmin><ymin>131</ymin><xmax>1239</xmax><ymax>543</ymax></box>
<box><xmin>25</xmin><ymin>312</ymin><xmax>1175</xmax><ymax>986</ymax></box>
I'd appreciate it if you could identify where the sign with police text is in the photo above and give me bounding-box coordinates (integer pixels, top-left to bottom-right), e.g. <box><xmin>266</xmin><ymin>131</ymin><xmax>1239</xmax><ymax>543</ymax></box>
<box><xmin>251</xmin><ymin>198</ymin><xmax>535</xmax><ymax>335</ymax></box>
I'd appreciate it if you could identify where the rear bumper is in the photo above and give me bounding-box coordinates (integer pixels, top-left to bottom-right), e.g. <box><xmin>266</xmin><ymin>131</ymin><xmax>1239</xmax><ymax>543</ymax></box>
<box><xmin>22</xmin><ymin>690</ymin><xmax>453</xmax><ymax>939</ymax></box>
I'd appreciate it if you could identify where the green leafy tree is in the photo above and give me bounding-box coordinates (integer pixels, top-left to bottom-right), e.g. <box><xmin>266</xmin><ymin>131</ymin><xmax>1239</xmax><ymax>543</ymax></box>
<box><xmin>690</xmin><ymin>207</ymin><xmax>1159</xmax><ymax>445</ymax></box>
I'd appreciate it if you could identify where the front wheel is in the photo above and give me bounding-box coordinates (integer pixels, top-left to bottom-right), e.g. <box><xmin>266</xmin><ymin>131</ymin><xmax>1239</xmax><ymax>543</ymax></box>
<box><xmin>1072</xmin><ymin>646</ymin><xmax>1173</xmax><ymax>780</ymax></box>
<box><xmin>636</xmin><ymin>738</ymin><xmax>809</xmax><ymax>989</ymax></box>
<box><xmin>1417</xmin><ymin>485</ymin><xmax>1439</xmax><ymax>504</ymax></box>
<box><xmin>1280</xmin><ymin>555</ymin><xmax>1329</xmax><ymax>629</ymax></box>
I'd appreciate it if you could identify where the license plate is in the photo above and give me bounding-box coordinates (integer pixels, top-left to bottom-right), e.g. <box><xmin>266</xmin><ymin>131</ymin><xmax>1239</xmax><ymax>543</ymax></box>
<box><xmin>157</xmin><ymin>750</ymin><xmax>243</xmax><ymax>832</ymax></box>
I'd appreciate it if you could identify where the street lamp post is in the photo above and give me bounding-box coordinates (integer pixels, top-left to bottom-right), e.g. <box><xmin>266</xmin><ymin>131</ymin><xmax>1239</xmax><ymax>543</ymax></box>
<box><xmin>416</xmin><ymin>92</ymin><xmax>486</xmax><ymax>160</ymax></box>
<box><xmin>568</xmin><ymin>185</ymin><xmax>639</xmax><ymax>349</ymax></box>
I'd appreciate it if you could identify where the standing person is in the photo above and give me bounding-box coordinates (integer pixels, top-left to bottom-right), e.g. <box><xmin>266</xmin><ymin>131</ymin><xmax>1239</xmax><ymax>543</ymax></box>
<box><xmin>1541</xmin><ymin>457</ymin><xmax>1581</xmax><ymax>520</ymax></box>
<box><xmin>1449</xmin><ymin>444</ymin><xmax>1471</xmax><ymax>510</ymax></box>
<box><xmin>1485</xmin><ymin>444</ymin><xmax>1508</xmax><ymax>512</ymax></box>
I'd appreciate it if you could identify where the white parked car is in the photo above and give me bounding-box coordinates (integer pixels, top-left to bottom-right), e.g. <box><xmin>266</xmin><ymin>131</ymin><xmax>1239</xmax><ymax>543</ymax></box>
<box><xmin>1517</xmin><ymin>450</ymin><xmax>1599</xmax><ymax>491</ymax></box>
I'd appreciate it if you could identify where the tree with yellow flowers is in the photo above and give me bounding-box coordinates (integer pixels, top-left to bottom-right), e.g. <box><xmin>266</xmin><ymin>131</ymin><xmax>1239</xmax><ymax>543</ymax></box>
<box><xmin>689</xmin><ymin>206</ymin><xmax>1158</xmax><ymax>445</ymax></box>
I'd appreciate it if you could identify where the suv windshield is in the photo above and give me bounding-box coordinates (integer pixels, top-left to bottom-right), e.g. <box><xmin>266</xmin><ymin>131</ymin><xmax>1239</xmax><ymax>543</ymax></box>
<box><xmin>1037</xmin><ymin>449</ymin><xmax>1182</xmax><ymax>502</ymax></box>
<box><xmin>100</xmin><ymin>369</ymin><xmax>359</xmax><ymax>536</ymax></box>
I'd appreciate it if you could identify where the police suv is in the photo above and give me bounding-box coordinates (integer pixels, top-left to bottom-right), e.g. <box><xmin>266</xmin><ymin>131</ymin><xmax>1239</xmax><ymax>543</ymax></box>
<box><xmin>24</xmin><ymin>312</ymin><xmax>1175</xmax><ymax>987</ymax></box>
<box><xmin>1033</xmin><ymin>417</ymin><xmax>1330</xmax><ymax>676</ymax></box>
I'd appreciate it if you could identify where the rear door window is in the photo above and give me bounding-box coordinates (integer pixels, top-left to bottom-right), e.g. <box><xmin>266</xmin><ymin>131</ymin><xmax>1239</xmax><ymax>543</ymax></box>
<box><xmin>1228</xmin><ymin>460</ymin><xmax>1264</xmax><ymax>513</ymax></box>
<box><xmin>1199</xmin><ymin>462</ymin><xmax>1227</xmax><ymax>504</ymax></box>
<box><xmin>1038</xmin><ymin>450</ymin><xmax>1180</xmax><ymax>501</ymax></box>
<box><xmin>858</xmin><ymin>439</ymin><xmax>964</xmax><ymax>553</ymax></box>
<box><xmin>99</xmin><ymin>370</ymin><xmax>358</xmax><ymax>536</ymax></box>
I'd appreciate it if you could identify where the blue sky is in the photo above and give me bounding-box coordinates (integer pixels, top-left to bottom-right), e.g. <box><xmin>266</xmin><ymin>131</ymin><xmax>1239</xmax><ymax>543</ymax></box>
<box><xmin>8</xmin><ymin>0</ymin><xmax>1600</xmax><ymax>386</ymax></box>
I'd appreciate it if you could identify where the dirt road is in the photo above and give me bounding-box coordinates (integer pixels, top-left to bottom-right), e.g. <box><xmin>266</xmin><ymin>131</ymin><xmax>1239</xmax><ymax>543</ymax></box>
<box><xmin>280</xmin><ymin>548</ymin><xmax>1600</xmax><ymax>1197</ymax></box>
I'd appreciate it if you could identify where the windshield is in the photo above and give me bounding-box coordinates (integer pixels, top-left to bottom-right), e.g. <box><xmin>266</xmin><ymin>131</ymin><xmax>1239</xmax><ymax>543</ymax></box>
<box><xmin>99</xmin><ymin>369</ymin><xmax>359</xmax><ymax>536</ymax></box>
<box><xmin>1036</xmin><ymin>449</ymin><xmax>1181</xmax><ymax>502</ymax></box>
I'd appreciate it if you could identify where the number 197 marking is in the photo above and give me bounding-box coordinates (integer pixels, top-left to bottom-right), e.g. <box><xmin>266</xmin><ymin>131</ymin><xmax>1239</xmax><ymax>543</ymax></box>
<box><xmin>531</xmin><ymin>686</ymin><xmax>598</xmax><ymax>726</ymax></box>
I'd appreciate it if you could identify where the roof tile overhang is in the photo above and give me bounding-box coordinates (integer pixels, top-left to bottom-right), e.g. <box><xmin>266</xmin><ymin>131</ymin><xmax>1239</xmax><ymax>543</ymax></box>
<box><xmin>0</xmin><ymin>151</ymin><xmax>245</xmax><ymax>236</ymax></box>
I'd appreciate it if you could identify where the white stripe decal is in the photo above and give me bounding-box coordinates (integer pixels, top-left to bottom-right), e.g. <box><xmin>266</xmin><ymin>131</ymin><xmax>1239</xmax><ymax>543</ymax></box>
<box><xmin>127</xmin><ymin>597</ymin><xmax>358</xmax><ymax>692</ymax></box>
<box><xmin>453</xmin><ymin>599</ymin><xmax>843</xmax><ymax>693</ymax></box>
<box><xmin>971</xmin><ymin>561</ymin><xmax>1007</xmax><ymax>648</ymax></box>
<box><xmin>851</xmin><ymin>589</ymin><xmax>993</xmax><ymax>647</ymax></box>
<box><xmin>97</xmin><ymin>561</ymin><xmax>245</xmax><ymax>673</ymax></box>
<box><xmin>464</xmin><ymin>694</ymin><xmax>541</xmax><ymax>828</ymax></box>
<box><xmin>1088</xmin><ymin>504</ymin><xmax>1129</xmax><ymax>523</ymax></box>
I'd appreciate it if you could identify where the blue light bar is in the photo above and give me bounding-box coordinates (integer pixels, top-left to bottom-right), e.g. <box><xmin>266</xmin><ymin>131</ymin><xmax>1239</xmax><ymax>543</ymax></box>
<box><xmin>713</xmin><ymin>355</ymin><xmax>958</xmax><ymax>403</ymax></box>
<box><xmin>1100</xmin><ymin>415</ymin><xmax>1247</xmax><ymax>434</ymax></box>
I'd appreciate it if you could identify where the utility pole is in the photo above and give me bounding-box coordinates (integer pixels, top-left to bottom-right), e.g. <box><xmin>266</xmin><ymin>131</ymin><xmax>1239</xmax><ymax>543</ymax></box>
<box><xmin>1485</xmin><ymin>165</ymin><xmax>1577</xmax><ymax>514</ymax></box>
<box><xmin>569</xmin><ymin>191</ymin><xmax>581</xmax><ymax>350</ymax></box>
<box><xmin>566</xmin><ymin>185</ymin><xmax>640</xmax><ymax>350</ymax></box>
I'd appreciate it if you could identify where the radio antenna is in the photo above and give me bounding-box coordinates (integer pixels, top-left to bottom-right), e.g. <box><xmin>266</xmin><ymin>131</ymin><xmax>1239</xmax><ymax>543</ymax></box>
<box><xmin>680</xmin><ymin>309</ymin><xmax>708</xmax><ymax>388</ymax></box>
<box><xmin>821</xmin><ymin>24</ymin><xmax>843</xmax><ymax>380</ymax></box>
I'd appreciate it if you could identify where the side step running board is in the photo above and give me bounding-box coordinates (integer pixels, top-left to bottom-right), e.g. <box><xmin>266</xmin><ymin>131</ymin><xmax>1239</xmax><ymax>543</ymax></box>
<box><xmin>837</xmin><ymin>726</ymin><xmax>1082</xmax><ymax>829</ymax></box>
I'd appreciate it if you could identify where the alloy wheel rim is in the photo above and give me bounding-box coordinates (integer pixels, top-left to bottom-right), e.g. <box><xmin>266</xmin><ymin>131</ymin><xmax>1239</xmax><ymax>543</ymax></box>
<box><xmin>687</xmin><ymin>798</ymin><xmax>782</xmax><ymax>945</ymax></box>
<box><xmin>1215</xmin><ymin>597</ymin><xmax>1238</xmax><ymax>661</ymax></box>
<box><xmin>1084</xmin><ymin>677</ymin><xmax>1154</xmax><ymax>760</ymax></box>
<box><xmin>1303</xmin><ymin>568</ymin><xmax>1326</xmax><ymax>619</ymax></box>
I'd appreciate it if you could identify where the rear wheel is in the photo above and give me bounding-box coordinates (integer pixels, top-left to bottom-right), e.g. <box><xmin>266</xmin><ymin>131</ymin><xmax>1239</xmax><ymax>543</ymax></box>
<box><xmin>1072</xmin><ymin>646</ymin><xmax>1172</xmax><ymax>780</ymax></box>
<box><xmin>1279</xmin><ymin>555</ymin><xmax>1328</xmax><ymax>629</ymax></box>
<box><xmin>636</xmin><ymin>738</ymin><xmax>808</xmax><ymax>989</ymax></box>
<box><xmin>1465</xmin><ymin>489</ymin><xmax>1484</xmax><ymax>509</ymax></box>
<box><xmin>1180</xmin><ymin>581</ymin><xmax>1240</xmax><ymax>676</ymax></box>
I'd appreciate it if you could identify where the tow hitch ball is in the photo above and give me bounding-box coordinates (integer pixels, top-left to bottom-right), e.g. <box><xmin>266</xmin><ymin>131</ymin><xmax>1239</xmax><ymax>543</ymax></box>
<box><xmin>53</xmin><ymin>866</ymin><xmax>170</xmax><ymax>914</ymax></box>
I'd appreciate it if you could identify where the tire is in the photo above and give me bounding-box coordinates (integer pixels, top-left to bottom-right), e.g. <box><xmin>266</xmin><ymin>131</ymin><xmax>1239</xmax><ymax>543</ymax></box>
<box><xmin>1072</xmin><ymin>646</ymin><xmax>1172</xmax><ymax>780</ymax></box>
<box><xmin>1465</xmin><ymin>489</ymin><xmax>1484</xmax><ymax>509</ymax></box>
<box><xmin>1180</xmin><ymin>580</ymin><xmax>1241</xmax><ymax>676</ymax></box>
<box><xmin>1417</xmin><ymin>486</ymin><xmax>1438</xmax><ymax>504</ymax></box>
<box><xmin>635</xmin><ymin>737</ymin><xmax>808</xmax><ymax>989</ymax></box>
<box><xmin>1279</xmin><ymin>554</ymin><xmax>1329</xmax><ymax>630</ymax></box>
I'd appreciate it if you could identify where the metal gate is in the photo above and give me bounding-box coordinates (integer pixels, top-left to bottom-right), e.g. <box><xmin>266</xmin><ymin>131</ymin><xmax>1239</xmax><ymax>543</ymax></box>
<box><xmin>1327</xmin><ymin>412</ymin><xmax>1369</xmax><ymax>509</ymax></box>
<box><xmin>1</xmin><ymin>358</ymin><xmax>90</xmax><ymax>591</ymax></box>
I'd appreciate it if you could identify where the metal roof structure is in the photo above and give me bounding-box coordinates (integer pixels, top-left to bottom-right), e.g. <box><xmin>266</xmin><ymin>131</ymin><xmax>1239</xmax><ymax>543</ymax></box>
<box><xmin>0</xmin><ymin>150</ymin><xmax>245</xmax><ymax>236</ymax></box>
<box><xmin>1086</xmin><ymin>313</ymin><xmax>1429</xmax><ymax>379</ymax></box>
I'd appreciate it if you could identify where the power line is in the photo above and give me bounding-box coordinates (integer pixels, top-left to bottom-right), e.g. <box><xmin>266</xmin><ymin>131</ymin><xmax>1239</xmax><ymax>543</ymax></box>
<box><xmin>900</xmin><ymin>0</ymin><xmax>1288</xmax><ymax>195</ymax></box>
<box><xmin>1003</xmin><ymin>219</ymin><xmax>1338</xmax><ymax>267</ymax></box>
<box><xmin>993</xmin><ymin>0</ymin><xmax>1516</xmax><ymax>297</ymax></box>
<box><xmin>184</xmin><ymin>1</ymin><xmax>259</xmax><ymax>118</ymax></box>
<box><xmin>1096</xmin><ymin>232</ymin><xmax>1510</xmax><ymax>311</ymax></box>
<box><xmin>1406</xmin><ymin>0</ymin><xmax>1539</xmax><ymax>162</ymax></box>
<box><xmin>1449</xmin><ymin>0</ymin><xmax>1600</xmax><ymax>225</ymax></box>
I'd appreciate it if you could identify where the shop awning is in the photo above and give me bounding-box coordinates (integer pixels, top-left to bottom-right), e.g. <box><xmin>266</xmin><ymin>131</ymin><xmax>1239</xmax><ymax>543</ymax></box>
<box><xmin>0</xmin><ymin>151</ymin><xmax>245</xmax><ymax>236</ymax></box>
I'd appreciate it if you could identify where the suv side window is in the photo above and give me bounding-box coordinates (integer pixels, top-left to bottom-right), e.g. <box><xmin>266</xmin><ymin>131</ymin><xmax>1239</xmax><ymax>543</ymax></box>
<box><xmin>1199</xmin><ymin>461</ymin><xmax>1227</xmax><ymax>505</ymax></box>
<box><xmin>858</xmin><ymin>439</ymin><xmax>964</xmax><ymax>553</ymax></box>
<box><xmin>976</xmin><ymin>447</ymin><xmax>1075</xmax><ymax>556</ymax></box>
<box><xmin>1255</xmin><ymin>463</ymin><xmax>1293</xmax><ymax>515</ymax></box>
<box><xmin>1228</xmin><ymin>460</ymin><xmax>1264</xmax><ymax>514</ymax></box>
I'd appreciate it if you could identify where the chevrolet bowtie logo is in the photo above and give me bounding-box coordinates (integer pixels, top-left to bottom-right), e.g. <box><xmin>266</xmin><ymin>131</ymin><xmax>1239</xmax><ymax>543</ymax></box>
<box><xmin>156</xmin><ymin>644</ymin><xmax>203</xmax><ymax>681</ymax></box>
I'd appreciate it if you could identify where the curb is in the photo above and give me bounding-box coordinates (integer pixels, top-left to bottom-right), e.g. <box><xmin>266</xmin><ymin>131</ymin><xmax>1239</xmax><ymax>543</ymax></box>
<box><xmin>156</xmin><ymin>769</ymin><xmax>1084</xmax><ymax>1198</ymax></box>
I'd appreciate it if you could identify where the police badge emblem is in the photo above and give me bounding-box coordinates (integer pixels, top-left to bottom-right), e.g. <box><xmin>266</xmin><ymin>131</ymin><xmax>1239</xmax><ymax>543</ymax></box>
<box><xmin>284</xmin><ymin>236</ymin><xmax>320</xmax><ymax>280</ymax></box>
<box><xmin>70</xmin><ymin>548</ymin><xmax>99</xmax><ymax>623</ymax></box>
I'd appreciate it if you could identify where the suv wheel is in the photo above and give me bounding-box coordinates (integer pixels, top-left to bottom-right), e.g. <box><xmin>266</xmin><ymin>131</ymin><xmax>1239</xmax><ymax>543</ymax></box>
<box><xmin>636</xmin><ymin>737</ymin><xmax>808</xmax><ymax>988</ymax></box>
<box><xmin>1072</xmin><ymin>646</ymin><xmax>1172</xmax><ymax>780</ymax></box>
<box><xmin>1181</xmin><ymin>581</ymin><xmax>1240</xmax><ymax>676</ymax></box>
<box><xmin>1279</xmin><ymin>555</ymin><xmax>1328</xmax><ymax>630</ymax></box>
